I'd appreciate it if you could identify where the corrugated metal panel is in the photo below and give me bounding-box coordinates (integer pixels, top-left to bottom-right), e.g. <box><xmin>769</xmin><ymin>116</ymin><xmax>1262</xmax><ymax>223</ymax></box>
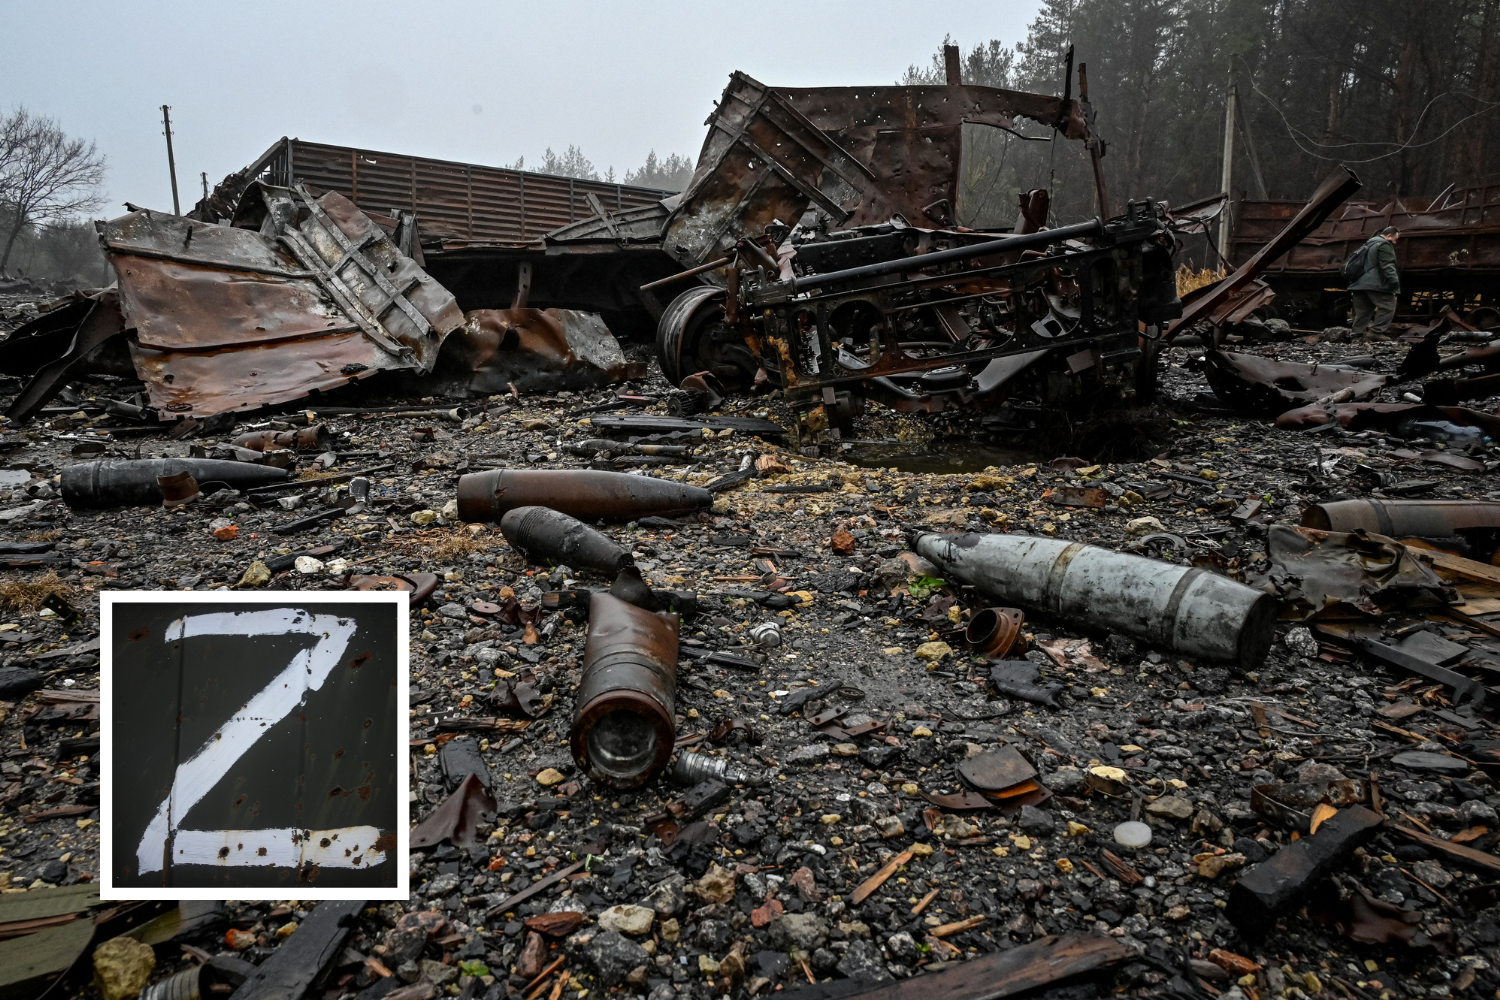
<box><xmin>243</xmin><ymin>140</ymin><xmax>671</xmax><ymax>242</ymax></box>
<box><xmin>108</xmin><ymin>600</ymin><xmax>401</xmax><ymax>891</ymax></box>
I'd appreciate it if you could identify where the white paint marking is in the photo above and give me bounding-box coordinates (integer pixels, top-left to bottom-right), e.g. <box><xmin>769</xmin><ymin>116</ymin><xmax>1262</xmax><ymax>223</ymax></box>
<box><xmin>173</xmin><ymin>825</ymin><xmax>387</xmax><ymax>869</ymax></box>
<box><xmin>135</xmin><ymin>610</ymin><xmax>357</xmax><ymax>875</ymax></box>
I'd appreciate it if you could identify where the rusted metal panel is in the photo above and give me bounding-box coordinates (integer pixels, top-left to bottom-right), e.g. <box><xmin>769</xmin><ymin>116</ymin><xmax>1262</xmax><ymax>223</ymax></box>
<box><xmin>778</xmin><ymin>84</ymin><xmax>1086</xmax><ymax>228</ymax></box>
<box><xmin>103</xmin><ymin>185</ymin><xmax>464</xmax><ymax>418</ymax></box>
<box><xmin>1232</xmin><ymin>178</ymin><xmax>1500</xmax><ymax>280</ymax></box>
<box><xmin>105</xmin><ymin>599</ymin><xmax>403</xmax><ymax>893</ymax></box>
<box><xmin>662</xmin><ymin>72</ymin><xmax>876</xmax><ymax>268</ymax></box>
<box><xmin>1201</xmin><ymin>350</ymin><xmax>1387</xmax><ymax>414</ymax></box>
<box><xmin>194</xmin><ymin>139</ymin><xmax>673</xmax><ymax>243</ymax></box>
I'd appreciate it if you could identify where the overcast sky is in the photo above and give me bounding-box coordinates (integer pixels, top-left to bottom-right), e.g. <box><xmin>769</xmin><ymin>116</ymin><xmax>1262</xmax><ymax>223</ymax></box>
<box><xmin>1</xmin><ymin>1</ymin><xmax>1043</xmax><ymax>214</ymax></box>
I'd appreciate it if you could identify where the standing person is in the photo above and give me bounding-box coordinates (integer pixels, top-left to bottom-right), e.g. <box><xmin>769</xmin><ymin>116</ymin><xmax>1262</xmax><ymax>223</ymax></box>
<box><xmin>1347</xmin><ymin>226</ymin><xmax>1401</xmax><ymax>338</ymax></box>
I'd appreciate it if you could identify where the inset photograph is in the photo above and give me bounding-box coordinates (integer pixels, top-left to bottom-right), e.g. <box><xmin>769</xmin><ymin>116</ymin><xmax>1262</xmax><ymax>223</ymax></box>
<box><xmin>99</xmin><ymin>593</ymin><xmax>408</xmax><ymax>899</ymax></box>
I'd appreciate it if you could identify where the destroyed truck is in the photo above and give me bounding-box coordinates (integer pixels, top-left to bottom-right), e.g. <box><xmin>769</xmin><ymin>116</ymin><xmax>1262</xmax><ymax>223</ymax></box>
<box><xmin>592</xmin><ymin>70</ymin><xmax>1185</xmax><ymax>436</ymax></box>
<box><xmin>0</xmin><ymin>60</ymin><xmax>1192</xmax><ymax>430</ymax></box>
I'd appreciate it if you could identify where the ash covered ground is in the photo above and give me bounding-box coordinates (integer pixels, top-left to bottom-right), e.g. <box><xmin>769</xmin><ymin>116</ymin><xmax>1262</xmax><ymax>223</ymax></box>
<box><xmin>2</xmin><ymin>290</ymin><xmax>1500</xmax><ymax>1000</ymax></box>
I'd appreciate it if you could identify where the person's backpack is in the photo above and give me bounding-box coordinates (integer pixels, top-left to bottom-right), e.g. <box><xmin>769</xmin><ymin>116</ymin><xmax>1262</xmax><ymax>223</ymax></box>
<box><xmin>1340</xmin><ymin>240</ymin><xmax>1374</xmax><ymax>282</ymax></box>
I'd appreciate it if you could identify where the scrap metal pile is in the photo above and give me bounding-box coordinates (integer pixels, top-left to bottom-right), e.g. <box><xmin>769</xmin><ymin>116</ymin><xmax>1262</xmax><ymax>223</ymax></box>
<box><xmin>5</xmin><ymin>55</ymin><xmax>1500</xmax><ymax>1000</ymax></box>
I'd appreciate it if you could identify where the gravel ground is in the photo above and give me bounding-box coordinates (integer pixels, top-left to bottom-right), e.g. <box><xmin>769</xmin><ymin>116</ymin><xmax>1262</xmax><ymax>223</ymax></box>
<box><xmin>4</xmin><ymin>289</ymin><xmax>1500</xmax><ymax>1000</ymax></box>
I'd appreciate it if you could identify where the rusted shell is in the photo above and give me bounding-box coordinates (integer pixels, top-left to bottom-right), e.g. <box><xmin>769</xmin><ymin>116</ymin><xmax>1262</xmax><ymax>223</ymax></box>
<box><xmin>570</xmin><ymin>592</ymin><xmax>679</xmax><ymax>789</ymax></box>
<box><xmin>1302</xmin><ymin>499</ymin><xmax>1500</xmax><ymax>538</ymax></box>
<box><xmin>62</xmin><ymin>458</ymin><xmax>288</xmax><ymax>509</ymax></box>
<box><xmin>499</xmin><ymin>506</ymin><xmax>633</xmax><ymax>576</ymax></box>
<box><xmin>917</xmin><ymin>531</ymin><xmax>1277</xmax><ymax>670</ymax></box>
<box><xmin>457</xmin><ymin>469</ymin><xmax>712</xmax><ymax>524</ymax></box>
<box><xmin>157</xmin><ymin>471</ymin><xmax>200</xmax><ymax>508</ymax></box>
<box><xmin>234</xmin><ymin>424</ymin><xmax>332</xmax><ymax>452</ymax></box>
<box><xmin>965</xmin><ymin>607</ymin><xmax>1025</xmax><ymax>659</ymax></box>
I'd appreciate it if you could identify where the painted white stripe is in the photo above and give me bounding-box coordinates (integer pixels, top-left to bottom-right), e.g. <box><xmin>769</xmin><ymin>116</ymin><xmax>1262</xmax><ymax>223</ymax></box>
<box><xmin>135</xmin><ymin>611</ymin><xmax>357</xmax><ymax>875</ymax></box>
<box><xmin>172</xmin><ymin>825</ymin><xmax>388</xmax><ymax>869</ymax></box>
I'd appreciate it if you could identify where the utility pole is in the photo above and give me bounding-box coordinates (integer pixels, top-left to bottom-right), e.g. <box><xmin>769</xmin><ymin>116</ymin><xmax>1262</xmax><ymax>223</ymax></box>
<box><xmin>161</xmin><ymin>105</ymin><xmax>181</xmax><ymax>216</ymax></box>
<box><xmin>1217</xmin><ymin>76</ymin><xmax>1236</xmax><ymax>263</ymax></box>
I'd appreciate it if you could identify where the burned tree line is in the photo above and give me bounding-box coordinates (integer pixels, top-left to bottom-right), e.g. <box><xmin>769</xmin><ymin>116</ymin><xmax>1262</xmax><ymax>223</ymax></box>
<box><xmin>912</xmin><ymin>0</ymin><xmax>1499</xmax><ymax>227</ymax></box>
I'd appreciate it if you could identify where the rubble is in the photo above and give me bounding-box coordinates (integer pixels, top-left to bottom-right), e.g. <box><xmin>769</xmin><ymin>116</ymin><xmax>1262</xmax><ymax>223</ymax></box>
<box><xmin>8</xmin><ymin>52</ymin><xmax>1500</xmax><ymax>1000</ymax></box>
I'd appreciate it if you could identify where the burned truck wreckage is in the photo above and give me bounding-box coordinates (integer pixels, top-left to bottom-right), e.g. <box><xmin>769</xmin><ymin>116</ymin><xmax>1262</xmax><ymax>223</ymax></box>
<box><xmin>0</xmin><ymin>64</ymin><xmax>1289</xmax><ymax>432</ymax></box>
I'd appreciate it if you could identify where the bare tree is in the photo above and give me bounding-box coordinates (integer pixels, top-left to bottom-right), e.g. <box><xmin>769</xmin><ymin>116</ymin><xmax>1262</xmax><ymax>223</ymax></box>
<box><xmin>0</xmin><ymin>108</ymin><xmax>106</xmax><ymax>275</ymax></box>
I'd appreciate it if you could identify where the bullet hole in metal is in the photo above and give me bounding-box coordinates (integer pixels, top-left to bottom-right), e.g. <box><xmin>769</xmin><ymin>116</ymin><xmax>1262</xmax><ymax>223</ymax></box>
<box><xmin>127</xmin><ymin>627</ymin><xmax>149</xmax><ymax>641</ymax></box>
<box><xmin>217</xmin><ymin>846</ymin><xmax>229</xmax><ymax>859</ymax></box>
<box><xmin>234</xmin><ymin>795</ymin><xmax>246</xmax><ymax>807</ymax></box>
<box><xmin>363</xmin><ymin>718</ymin><xmax>372</xmax><ymax>728</ymax></box>
<box><xmin>329</xmin><ymin>786</ymin><xmax>343</xmax><ymax>798</ymax></box>
<box><xmin>257</xmin><ymin>847</ymin><xmax>267</xmax><ymax>856</ymax></box>
<box><xmin>319</xmin><ymin>837</ymin><xmax>331</xmax><ymax>848</ymax></box>
<box><xmin>334</xmin><ymin>748</ymin><xmax>344</xmax><ymax>757</ymax></box>
<box><xmin>349</xmin><ymin>651</ymin><xmax>372</xmax><ymax>669</ymax></box>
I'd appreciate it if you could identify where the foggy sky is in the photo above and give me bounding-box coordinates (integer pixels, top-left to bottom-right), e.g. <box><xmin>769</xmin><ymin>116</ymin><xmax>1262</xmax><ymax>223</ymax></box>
<box><xmin>0</xmin><ymin>1</ymin><xmax>1042</xmax><ymax>214</ymax></box>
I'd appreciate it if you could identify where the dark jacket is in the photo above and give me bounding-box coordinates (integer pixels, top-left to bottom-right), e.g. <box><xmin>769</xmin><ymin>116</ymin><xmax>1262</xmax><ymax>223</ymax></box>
<box><xmin>1348</xmin><ymin>235</ymin><xmax>1400</xmax><ymax>294</ymax></box>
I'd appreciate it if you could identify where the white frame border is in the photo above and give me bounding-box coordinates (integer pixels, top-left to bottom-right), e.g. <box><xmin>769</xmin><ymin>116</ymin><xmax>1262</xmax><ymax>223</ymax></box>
<box><xmin>98</xmin><ymin>590</ymin><xmax>409</xmax><ymax>901</ymax></box>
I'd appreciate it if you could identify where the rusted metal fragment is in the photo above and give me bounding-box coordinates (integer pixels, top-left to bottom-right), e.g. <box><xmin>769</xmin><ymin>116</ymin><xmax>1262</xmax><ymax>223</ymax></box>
<box><xmin>1274</xmin><ymin>400</ymin><xmax>1500</xmax><ymax>438</ymax></box>
<box><xmin>1310</xmin><ymin>881</ymin><xmax>1428</xmax><ymax>947</ymax></box>
<box><xmin>779</xmin><ymin>84</ymin><xmax>1086</xmax><ymax>228</ymax></box>
<box><xmin>1394</xmin><ymin>315</ymin><xmax>1500</xmax><ymax>381</ymax></box>
<box><xmin>444</xmin><ymin>308</ymin><xmax>644</xmax><ymax>393</ymax></box>
<box><xmin>235</xmin><ymin>425</ymin><xmax>331</xmax><ymax>452</ymax></box>
<box><xmin>1202</xmin><ymin>350</ymin><xmax>1387</xmax><ymax>414</ymax></box>
<box><xmin>354</xmin><ymin>572</ymin><xmax>439</xmax><ymax>604</ymax></box>
<box><xmin>965</xmin><ymin>607</ymin><xmax>1024</xmax><ymax>659</ymax></box>
<box><xmin>956</xmin><ymin>746</ymin><xmax>1036</xmax><ymax>793</ymax></box>
<box><xmin>1169</xmin><ymin>166</ymin><xmax>1362</xmax><ymax>339</ymax></box>
<box><xmin>663</xmin><ymin>72</ymin><xmax>876</xmax><ymax>268</ymax></box>
<box><xmin>409</xmin><ymin>773</ymin><xmax>496</xmax><ymax>855</ymax></box>
<box><xmin>1178</xmin><ymin>277</ymin><xmax>1277</xmax><ymax>330</ymax></box>
<box><xmin>1248</xmin><ymin>525</ymin><xmax>1456</xmax><ymax>620</ymax></box>
<box><xmin>102</xmin><ymin>185</ymin><xmax>463</xmax><ymax>418</ymax></box>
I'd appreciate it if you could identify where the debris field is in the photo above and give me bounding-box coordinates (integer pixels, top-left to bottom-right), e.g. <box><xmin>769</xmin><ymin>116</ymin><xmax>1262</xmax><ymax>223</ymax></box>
<box><xmin>0</xmin><ymin>52</ymin><xmax>1499</xmax><ymax>1000</ymax></box>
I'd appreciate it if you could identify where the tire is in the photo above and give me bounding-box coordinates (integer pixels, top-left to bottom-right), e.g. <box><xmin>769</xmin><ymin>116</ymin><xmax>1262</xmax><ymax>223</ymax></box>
<box><xmin>654</xmin><ymin>285</ymin><xmax>758</xmax><ymax>390</ymax></box>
